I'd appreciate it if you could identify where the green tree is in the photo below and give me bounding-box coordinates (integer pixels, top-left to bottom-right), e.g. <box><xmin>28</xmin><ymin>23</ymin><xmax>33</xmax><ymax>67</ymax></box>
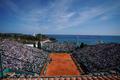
<box><xmin>80</xmin><ymin>42</ymin><xmax>84</xmax><ymax>48</ymax></box>
<box><xmin>38</xmin><ymin>41</ymin><xmax>41</xmax><ymax>49</ymax></box>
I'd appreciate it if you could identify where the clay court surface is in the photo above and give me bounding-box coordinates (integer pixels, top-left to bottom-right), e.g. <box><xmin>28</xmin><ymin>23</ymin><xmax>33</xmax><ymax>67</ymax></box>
<box><xmin>43</xmin><ymin>53</ymin><xmax>80</xmax><ymax>76</ymax></box>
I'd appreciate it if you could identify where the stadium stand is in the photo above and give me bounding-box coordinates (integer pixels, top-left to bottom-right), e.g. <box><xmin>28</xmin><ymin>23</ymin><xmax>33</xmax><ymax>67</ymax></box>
<box><xmin>42</xmin><ymin>42</ymin><xmax>76</xmax><ymax>52</ymax></box>
<box><xmin>0</xmin><ymin>39</ymin><xmax>49</xmax><ymax>77</ymax></box>
<box><xmin>72</xmin><ymin>43</ymin><xmax>120</xmax><ymax>75</ymax></box>
<box><xmin>0</xmin><ymin>40</ymin><xmax>120</xmax><ymax>80</ymax></box>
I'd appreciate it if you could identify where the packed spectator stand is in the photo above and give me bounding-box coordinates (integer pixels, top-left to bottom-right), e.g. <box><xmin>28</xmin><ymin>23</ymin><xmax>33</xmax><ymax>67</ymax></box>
<box><xmin>42</xmin><ymin>42</ymin><xmax>76</xmax><ymax>52</ymax></box>
<box><xmin>0</xmin><ymin>39</ymin><xmax>120</xmax><ymax>79</ymax></box>
<box><xmin>0</xmin><ymin>39</ymin><xmax>49</xmax><ymax>77</ymax></box>
<box><xmin>72</xmin><ymin>43</ymin><xmax>120</xmax><ymax>75</ymax></box>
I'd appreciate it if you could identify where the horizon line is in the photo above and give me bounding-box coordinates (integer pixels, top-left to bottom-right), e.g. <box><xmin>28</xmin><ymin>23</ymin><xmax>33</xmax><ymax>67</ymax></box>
<box><xmin>0</xmin><ymin>32</ymin><xmax>120</xmax><ymax>36</ymax></box>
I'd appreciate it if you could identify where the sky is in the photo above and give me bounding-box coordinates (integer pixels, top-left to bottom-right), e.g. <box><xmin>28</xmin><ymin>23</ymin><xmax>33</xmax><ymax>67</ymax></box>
<box><xmin>0</xmin><ymin>0</ymin><xmax>120</xmax><ymax>35</ymax></box>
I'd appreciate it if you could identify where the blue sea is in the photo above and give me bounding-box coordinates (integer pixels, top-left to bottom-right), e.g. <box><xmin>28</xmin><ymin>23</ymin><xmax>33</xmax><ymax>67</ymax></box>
<box><xmin>47</xmin><ymin>35</ymin><xmax>120</xmax><ymax>45</ymax></box>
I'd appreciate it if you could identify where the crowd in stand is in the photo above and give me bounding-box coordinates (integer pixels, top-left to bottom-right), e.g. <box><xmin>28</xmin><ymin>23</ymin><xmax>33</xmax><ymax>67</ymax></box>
<box><xmin>42</xmin><ymin>42</ymin><xmax>76</xmax><ymax>52</ymax></box>
<box><xmin>72</xmin><ymin>43</ymin><xmax>120</xmax><ymax>75</ymax></box>
<box><xmin>1</xmin><ymin>39</ymin><xmax>120</xmax><ymax>77</ymax></box>
<box><xmin>0</xmin><ymin>39</ymin><xmax>49</xmax><ymax>77</ymax></box>
<box><xmin>0</xmin><ymin>40</ymin><xmax>77</xmax><ymax>77</ymax></box>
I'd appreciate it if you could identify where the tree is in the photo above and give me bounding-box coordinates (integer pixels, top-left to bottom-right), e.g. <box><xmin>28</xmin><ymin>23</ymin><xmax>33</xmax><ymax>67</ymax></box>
<box><xmin>49</xmin><ymin>37</ymin><xmax>56</xmax><ymax>42</ymax></box>
<box><xmin>80</xmin><ymin>42</ymin><xmax>87</xmax><ymax>48</ymax></box>
<box><xmin>37</xmin><ymin>41</ymin><xmax>41</xmax><ymax>49</ymax></box>
<box><xmin>80</xmin><ymin>42</ymin><xmax>84</xmax><ymax>48</ymax></box>
<box><xmin>33</xmin><ymin>43</ymin><xmax>36</xmax><ymax>48</ymax></box>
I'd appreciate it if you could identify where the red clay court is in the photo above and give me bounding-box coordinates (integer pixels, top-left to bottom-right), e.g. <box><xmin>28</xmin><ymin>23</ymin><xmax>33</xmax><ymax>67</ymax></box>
<box><xmin>41</xmin><ymin>53</ymin><xmax>80</xmax><ymax>76</ymax></box>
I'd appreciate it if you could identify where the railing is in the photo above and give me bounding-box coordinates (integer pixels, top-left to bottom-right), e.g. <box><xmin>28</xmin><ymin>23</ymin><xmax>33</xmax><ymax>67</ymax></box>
<box><xmin>2</xmin><ymin>75</ymin><xmax>120</xmax><ymax>80</ymax></box>
<box><xmin>71</xmin><ymin>54</ymin><xmax>84</xmax><ymax>75</ymax></box>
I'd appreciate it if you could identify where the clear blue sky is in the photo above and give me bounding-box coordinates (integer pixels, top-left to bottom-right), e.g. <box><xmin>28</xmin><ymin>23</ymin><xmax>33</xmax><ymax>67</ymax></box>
<box><xmin>0</xmin><ymin>0</ymin><xmax>120</xmax><ymax>35</ymax></box>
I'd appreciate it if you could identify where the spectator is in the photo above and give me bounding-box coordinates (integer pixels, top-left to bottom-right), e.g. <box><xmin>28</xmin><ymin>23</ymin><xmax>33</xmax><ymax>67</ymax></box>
<box><xmin>0</xmin><ymin>39</ymin><xmax>49</xmax><ymax>77</ymax></box>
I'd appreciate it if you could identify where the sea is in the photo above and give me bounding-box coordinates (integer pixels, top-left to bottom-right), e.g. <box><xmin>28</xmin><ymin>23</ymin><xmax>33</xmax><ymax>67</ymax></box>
<box><xmin>46</xmin><ymin>35</ymin><xmax>120</xmax><ymax>45</ymax></box>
